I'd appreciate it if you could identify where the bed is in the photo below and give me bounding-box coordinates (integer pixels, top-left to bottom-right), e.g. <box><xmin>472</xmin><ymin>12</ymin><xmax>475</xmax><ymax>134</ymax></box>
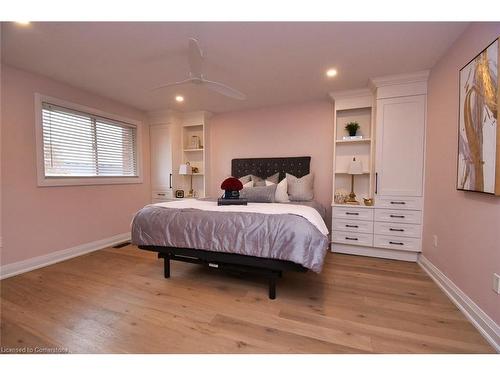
<box><xmin>132</xmin><ymin>156</ymin><xmax>329</xmax><ymax>299</ymax></box>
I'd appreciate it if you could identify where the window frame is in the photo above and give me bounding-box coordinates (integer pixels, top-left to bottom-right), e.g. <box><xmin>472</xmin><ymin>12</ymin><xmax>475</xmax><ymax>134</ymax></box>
<box><xmin>35</xmin><ymin>93</ymin><xmax>143</xmax><ymax>187</ymax></box>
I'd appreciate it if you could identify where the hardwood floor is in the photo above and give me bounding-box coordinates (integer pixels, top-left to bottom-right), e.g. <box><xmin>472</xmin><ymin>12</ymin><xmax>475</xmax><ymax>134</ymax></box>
<box><xmin>0</xmin><ymin>245</ymin><xmax>495</xmax><ymax>353</ymax></box>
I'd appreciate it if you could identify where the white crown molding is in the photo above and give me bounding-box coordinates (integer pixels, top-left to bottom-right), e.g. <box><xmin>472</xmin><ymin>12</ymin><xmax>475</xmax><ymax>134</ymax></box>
<box><xmin>147</xmin><ymin>109</ymin><xmax>181</xmax><ymax>125</ymax></box>
<box><xmin>0</xmin><ymin>232</ymin><xmax>131</xmax><ymax>280</ymax></box>
<box><xmin>418</xmin><ymin>255</ymin><xmax>500</xmax><ymax>353</ymax></box>
<box><xmin>369</xmin><ymin>70</ymin><xmax>430</xmax><ymax>91</ymax></box>
<box><xmin>329</xmin><ymin>88</ymin><xmax>373</xmax><ymax>101</ymax></box>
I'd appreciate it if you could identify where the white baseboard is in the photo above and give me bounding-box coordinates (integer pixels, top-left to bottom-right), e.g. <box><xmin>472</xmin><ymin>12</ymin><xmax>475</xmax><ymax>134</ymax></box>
<box><xmin>0</xmin><ymin>232</ymin><xmax>131</xmax><ymax>280</ymax></box>
<box><xmin>418</xmin><ymin>255</ymin><xmax>500</xmax><ymax>353</ymax></box>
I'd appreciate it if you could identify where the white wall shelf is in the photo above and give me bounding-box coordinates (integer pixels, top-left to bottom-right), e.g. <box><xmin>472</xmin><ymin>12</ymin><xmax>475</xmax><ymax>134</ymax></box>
<box><xmin>335</xmin><ymin>138</ymin><xmax>371</xmax><ymax>144</ymax></box>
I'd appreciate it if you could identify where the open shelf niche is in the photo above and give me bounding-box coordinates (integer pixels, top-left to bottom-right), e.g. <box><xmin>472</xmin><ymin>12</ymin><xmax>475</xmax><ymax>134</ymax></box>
<box><xmin>330</xmin><ymin>89</ymin><xmax>375</xmax><ymax>206</ymax></box>
<box><xmin>180</xmin><ymin>111</ymin><xmax>212</xmax><ymax>198</ymax></box>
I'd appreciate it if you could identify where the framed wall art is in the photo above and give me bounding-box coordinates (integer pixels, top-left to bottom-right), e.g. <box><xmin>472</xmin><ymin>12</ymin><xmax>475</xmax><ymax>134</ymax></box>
<box><xmin>457</xmin><ymin>37</ymin><xmax>500</xmax><ymax>195</ymax></box>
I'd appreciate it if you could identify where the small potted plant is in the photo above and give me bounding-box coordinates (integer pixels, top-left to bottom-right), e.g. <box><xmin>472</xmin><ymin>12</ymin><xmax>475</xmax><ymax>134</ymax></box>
<box><xmin>345</xmin><ymin>121</ymin><xmax>360</xmax><ymax>137</ymax></box>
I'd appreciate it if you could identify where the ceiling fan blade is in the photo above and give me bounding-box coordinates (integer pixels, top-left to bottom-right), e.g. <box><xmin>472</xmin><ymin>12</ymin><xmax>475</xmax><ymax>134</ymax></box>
<box><xmin>152</xmin><ymin>78</ymin><xmax>193</xmax><ymax>91</ymax></box>
<box><xmin>202</xmin><ymin>79</ymin><xmax>247</xmax><ymax>100</ymax></box>
<box><xmin>188</xmin><ymin>38</ymin><xmax>203</xmax><ymax>77</ymax></box>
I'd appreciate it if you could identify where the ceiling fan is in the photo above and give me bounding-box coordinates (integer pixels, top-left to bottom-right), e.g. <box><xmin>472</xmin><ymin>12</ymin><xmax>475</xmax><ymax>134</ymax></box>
<box><xmin>153</xmin><ymin>38</ymin><xmax>247</xmax><ymax>100</ymax></box>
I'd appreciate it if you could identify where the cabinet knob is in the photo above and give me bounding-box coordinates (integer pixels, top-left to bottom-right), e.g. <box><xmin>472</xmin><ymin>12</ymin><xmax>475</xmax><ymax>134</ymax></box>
<box><xmin>390</xmin><ymin>214</ymin><xmax>405</xmax><ymax>218</ymax></box>
<box><xmin>389</xmin><ymin>228</ymin><xmax>404</xmax><ymax>232</ymax></box>
<box><xmin>389</xmin><ymin>241</ymin><xmax>404</xmax><ymax>245</ymax></box>
<box><xmin>345</xmin><ymin>237</ymin><xmax>358</xmax><ymax>241</ymax></box>
<box><xmin>345</xmin><ymin>212</ymin><xmax>359</xmax><ymax>216</ymax></box>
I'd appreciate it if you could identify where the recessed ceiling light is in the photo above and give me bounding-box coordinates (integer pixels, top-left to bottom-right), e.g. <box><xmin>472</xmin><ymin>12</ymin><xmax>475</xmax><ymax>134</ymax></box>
<box><xmin>14</xmin><ymin>21</ymin><xmax>31</xmax><ymax>26</ymax></box>
<box><xmin>326</xmin><ymin>68</ymin><xmax>338</xmax><ymax>78</ymax></box>
<box><xmin>175</xmin><ymin>95</ymin><xmax>184</xmax><ymax>103</ymax></box>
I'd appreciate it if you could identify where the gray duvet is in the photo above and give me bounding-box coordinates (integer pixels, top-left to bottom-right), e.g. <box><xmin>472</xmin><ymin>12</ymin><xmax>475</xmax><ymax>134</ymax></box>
<box><xmin>131</xmin><ymin>204</ymin><xmax>329</xmax><ymax>273</ymax></box>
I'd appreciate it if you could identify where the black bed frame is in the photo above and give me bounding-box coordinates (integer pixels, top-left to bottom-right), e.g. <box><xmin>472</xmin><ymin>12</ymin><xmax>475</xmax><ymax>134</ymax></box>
<box><xmin>142</xmin><ymin>156</ymin><xmax>312</xmax><ymax>300</ymax></box>
<box><xmin>139</xmin><ymin>245</ymin><xmax>307</xmax><ymax>299</ymax></box>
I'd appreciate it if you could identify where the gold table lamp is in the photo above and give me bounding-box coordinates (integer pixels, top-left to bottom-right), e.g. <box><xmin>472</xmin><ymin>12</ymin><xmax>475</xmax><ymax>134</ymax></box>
<box><xmin>345</xmin><ymin>157</ymin><xmax>363</xmax><ymax>205</ymax></box>
<box><xmin>178</xmin><ymin>162</ymin><xmax>193</xmax><ymax>197</ymax></box>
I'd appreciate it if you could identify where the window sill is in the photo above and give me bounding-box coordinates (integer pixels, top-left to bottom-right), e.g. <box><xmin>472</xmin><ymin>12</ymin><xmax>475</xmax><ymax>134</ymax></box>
<box><xmin>37</xmin><ymin>176</ymin><xmax>143</xmax><ymax>187</ymax></box>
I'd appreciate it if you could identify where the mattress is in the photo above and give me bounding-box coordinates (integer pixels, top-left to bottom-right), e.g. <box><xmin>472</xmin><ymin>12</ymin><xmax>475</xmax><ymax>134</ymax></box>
<box><xmin>131</xmin><ymin>200</ymin><xmax>329</xmax><ymax>272</ymax></box>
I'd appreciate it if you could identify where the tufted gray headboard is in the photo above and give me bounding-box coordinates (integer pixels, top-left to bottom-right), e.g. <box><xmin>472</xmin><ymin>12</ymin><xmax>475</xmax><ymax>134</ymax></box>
<box><xmin>231</xmin><ymin>156</ymin><xmax>311</xmax><ymax>181</ymax></box>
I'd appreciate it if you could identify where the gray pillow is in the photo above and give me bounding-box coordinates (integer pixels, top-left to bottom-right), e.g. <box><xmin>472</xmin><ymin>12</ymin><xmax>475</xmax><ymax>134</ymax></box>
<box><xmin>238</xmin><ymin>174</ymin><xmax>252</xmax><ymax>185</ymax></box>
<box><xmin>239</xmin><ymin>185</ymin><xmax>277</xmax><ymax>203</ymax></box>
<box><xmin>251</xmin><ymin>172</ymin><xmax>279</xmax><ymax>187</ymax></box>
<box><xmin>286</xmin><ymin>173</ymin><xmax>314</xmax><ymax>201</ymax></box>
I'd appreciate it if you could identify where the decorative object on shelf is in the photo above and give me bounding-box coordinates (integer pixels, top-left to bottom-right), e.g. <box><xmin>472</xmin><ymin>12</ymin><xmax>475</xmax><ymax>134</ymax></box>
<box><xmin>220</xmin><ymin>177</ymin><xmax>244</xmax><ymax>199</ymax></box>
<box><xmin>363</xmin><ymin>197</ymin><xmax>374</xmax><ymax>206</ymax></box>
<box><xmin>334</xmin><ymin>189</ymin><xmax>349</xmax><ymax>204</ymax></box>
<box><xmin>175</xmin><ymin>189</ymin><xmax>185</xmax><ymax>198</ymax></box>
<box><xmin>457</xmin><ymin>37</ymin><xmax>499</xmax><ymax>195</ymax></box>
<box><xmin>190</xmin><ymin>135</ymin><xmax>202</xmax><ymax>149</ymax></box>
<box><xmin>179</xmin><ymin>162</ymin><xmax>194</xmax><ymax>197</ymax></box>
<box><xmin>345</xmin><ymin>121</ymin><xmax>360</xmax><ymax>137</ymax></box>
<box><xmin>342</xmin><ymin>135</ymin><xmax>364</xmax><ymax>141</ymax></box>
<box><xmin>192</xmin><ymin>166</ymin><xmax>199</xmax><ymax>174</ymax></box>
<box><xmin>345</xmin><ymin>157</ymin><xmax>363</xmax><ymax>205</ymax></box>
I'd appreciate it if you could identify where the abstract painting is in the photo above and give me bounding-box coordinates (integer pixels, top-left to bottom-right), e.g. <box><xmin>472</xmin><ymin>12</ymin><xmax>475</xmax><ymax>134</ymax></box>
<box><xmin>457</xmin><ymin>37</ymin><xmax>499</xmax><ymax>195</ymax></box>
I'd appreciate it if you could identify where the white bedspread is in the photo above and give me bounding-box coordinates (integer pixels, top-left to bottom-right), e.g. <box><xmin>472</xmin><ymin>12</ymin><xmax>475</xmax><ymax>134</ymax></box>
<box><xmin>152</xmin><ymin>199</ymin><xmax>329</xmax><ymax>236</ymax></box>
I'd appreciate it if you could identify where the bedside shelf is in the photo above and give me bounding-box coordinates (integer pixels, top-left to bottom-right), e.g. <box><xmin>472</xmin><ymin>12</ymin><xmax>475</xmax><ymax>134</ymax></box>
<box><xmin>183</xmin><ymin>148</ymin><xmax>204</xmax><ymax>152</ymax></box>
<box><xmin>335</xmin><ymin>171</ymin><xmax>370</xmax><ymax>174</ymax></box>
<box><xmin>335</xmin><ymin>138</ymin><xmax>371</xmax><ymax>144</ymax></box>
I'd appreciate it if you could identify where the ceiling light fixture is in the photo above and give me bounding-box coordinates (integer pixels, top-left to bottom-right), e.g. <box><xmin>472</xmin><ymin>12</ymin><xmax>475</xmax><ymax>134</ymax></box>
<box><xmin>326</xmin><ymin>68</ymin><xmax>338</xmax><ymax>78</ymax></box>
<box><xmin>14</xmin><ymin>21</ymin><xmax>31</xmax><ymax>26</ymax></box>
<box><xmin>175</xmin><ymin>95</ymin><xmax>184</xmax><ymax>103</ymax></box>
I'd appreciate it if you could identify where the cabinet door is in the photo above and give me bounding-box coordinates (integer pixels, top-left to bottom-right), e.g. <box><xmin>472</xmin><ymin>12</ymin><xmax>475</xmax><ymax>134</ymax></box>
<box><xmin>150</xmin><ymin>125</ymin><xmax>172</xmax><ymax>191</ymax></box>
<box><xmin>375</xmin><ymin>95</ymin><xmax>426</xmax><ymax>197</ymax></box>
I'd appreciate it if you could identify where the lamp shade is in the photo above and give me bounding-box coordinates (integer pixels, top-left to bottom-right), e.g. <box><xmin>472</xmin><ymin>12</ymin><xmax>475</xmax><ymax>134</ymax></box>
<box><xmin>178</xmin><ymin>163</ymin><xmax>193</xmax><ymax>175</ymax></box>
<box><xmin>347</xmin><ymin>157</ymin><xmax>363</xmax><ymax>175</ymax></box>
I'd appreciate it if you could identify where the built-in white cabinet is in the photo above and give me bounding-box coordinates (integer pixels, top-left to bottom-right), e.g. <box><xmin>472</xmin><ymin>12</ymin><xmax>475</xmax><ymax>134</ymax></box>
<box><xmin>330</xmin><ymin>71</ymin><xmax>428</xmax><ymax>262</ymax></box>
<box><xmin>375</xmin><ymin>95</ymin><xmax>426</xmax><ymax>197</ymax></box>
<box><xmin>150</xmin><ymin>124</ymin><xmax>173</xmax><ymax>194</ymax></box>
<box><xmin>148</xmin><ymin>110</ymin><xmax>181</xmax><ymax>203</ymax></box>
<box><xmin>148</xmin><ymin>110</ymin><xmax>211</xmax><ymax>202</ymax></box>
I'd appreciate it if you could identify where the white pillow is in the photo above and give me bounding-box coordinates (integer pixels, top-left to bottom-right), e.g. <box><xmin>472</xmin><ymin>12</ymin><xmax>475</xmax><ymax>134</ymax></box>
<box><xmin>243</xmin><ymin>180</ymin><xmax>254</xmax><ymax>188</ymax></box>
<box><xmin>265</xmin><ymin>178</ymin><xmax>290</xmax><ymax>203</ymax></box>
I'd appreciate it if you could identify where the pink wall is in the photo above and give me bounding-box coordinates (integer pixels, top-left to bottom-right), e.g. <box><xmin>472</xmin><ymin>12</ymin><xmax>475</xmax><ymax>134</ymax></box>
<box><xmin>1</xmin><ymin>65</ymin><xmax>150</xmax><ymax>265</ymax></box>
<box><xmin>208</xmin><ymin>100</ymin><xmax>333</xmax><ymax>210</ymax></box>
<box><xmin>423</xmin><ymin>23</ymin><xmax>500</xmax><ymax>324</ymax></box>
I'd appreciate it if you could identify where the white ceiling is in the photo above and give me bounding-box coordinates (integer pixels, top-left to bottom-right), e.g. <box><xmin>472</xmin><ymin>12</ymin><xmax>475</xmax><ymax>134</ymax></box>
<box><xmin>1</xmin><ymin>22</ymin><xmax>468</xmax><ymax>114</ymax></box>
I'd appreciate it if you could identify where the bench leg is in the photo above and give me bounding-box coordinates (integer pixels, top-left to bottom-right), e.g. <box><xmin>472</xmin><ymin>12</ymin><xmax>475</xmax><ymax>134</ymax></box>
<box><xmin>268</xmin><ymin>277</ymin><xmax>276</xmax><ymax>300</ymax></box>
<box><xmin>164</xmin><ymin>256</ymin><xmax>170</xmax><ymax>278</ymax></box>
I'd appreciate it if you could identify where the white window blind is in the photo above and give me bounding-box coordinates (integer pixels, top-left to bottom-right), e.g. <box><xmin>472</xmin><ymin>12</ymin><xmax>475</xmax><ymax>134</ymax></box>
<box><xmin>42</xmin><ymin>103</ymin><xmax>138</xmax><ymax>178</ymax></box>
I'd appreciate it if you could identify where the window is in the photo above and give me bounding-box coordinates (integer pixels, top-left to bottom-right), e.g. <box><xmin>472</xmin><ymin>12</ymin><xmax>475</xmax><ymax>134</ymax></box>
<box><xmin>35</xmin><ymin>94</ymin><xmax>142</xmax><ymax>186</ymax></box>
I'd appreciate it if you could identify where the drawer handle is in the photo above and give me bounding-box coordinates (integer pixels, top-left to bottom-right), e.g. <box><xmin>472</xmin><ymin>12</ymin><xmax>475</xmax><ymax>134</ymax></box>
<box><xmin>389</xmin><ymin>241</ymin><xmax>404</xmax><ymax>245</ymax></box>
<box><xmin>389</xmin><ymin>228</ymin><xmax>404</xmax><ymax>232</ymax></box>
<box><xmin>345</xmin><ymin>212</ymin><xmax>359</xmax><ymax>216</ymax></box>
<box><xmin>390</xmin><ymin>201</ymin><xmax>406</xmax><ymax>205</ymax></box>
<box><xmin>157</xmin><ymin>193</ymin><xmax>166</xmax><ymax>196</ymax></box>
<box><xmin>390</xmin><ymin>214</ymin><xmax>405</xmax><ymax>218</ymax></box>
<box><xmin>345</xmin><ymin>224</ymin><xmax>359</xmax><ymax>228</ymax></box>
<box><xmin>345</xmin><ymin>237</ymin><xmax>358</xmax><ymax>241</ymax></box>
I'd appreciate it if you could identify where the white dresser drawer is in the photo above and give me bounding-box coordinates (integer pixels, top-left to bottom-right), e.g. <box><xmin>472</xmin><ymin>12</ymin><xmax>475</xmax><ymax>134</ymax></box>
<box><xmin>333</xmin><ymin>206</ymin><xmax>374</xmax><ymax>221</ymax></box>
<box><xmin>374</xmin><ymin>222</ymin><xmax>421</xmax><ymax>238</ymax></box>
<box><xmin>375</xmin><ymin>196</ymin><xmax>423</xmax><ymax>210</ymax></box>
<box><xmin>333</xmin><ymin>219</ymin><xmax>373</xmax><ymax>234</ymax></box>
<box><xmin>152</xmin><ymin>190</ymin><xmax>173</xmax><ymax>200</ymax></box>
<box><xmin>374</xmin><ymin>235</ymin><xmax>421</xmax><ymax>252</ymax></box>
<box><xmin>332</xmin><ymin>231</ymin><xmax>373</xmax><ymax>247</ymax></box>
<box><xmin>374</xmin><ymin>209</ymin><xmax>422</xmax><ymax>224</ymax></box>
